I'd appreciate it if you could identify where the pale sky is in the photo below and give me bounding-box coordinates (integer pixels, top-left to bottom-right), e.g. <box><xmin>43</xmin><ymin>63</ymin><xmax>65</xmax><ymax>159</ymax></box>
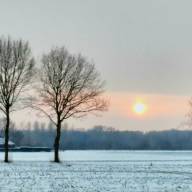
<box><xmin>1</xmin><ymin>0</ymin><xmax>192</xmax><ymax>131</ymax></box>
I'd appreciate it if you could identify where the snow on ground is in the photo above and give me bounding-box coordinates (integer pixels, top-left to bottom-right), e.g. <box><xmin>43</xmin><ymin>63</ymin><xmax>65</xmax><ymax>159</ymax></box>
<box><xmin>0</xmin><ymin>151</ymin><xmax>192</xmax><ymax>192</ymax></box>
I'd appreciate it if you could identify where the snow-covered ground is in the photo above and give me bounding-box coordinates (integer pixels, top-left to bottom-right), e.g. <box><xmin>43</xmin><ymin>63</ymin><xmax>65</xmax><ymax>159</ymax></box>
<box><xmin>0</xmin><ymin>151</ymin><xmax>192</xmax><ymax>191</ymax></box>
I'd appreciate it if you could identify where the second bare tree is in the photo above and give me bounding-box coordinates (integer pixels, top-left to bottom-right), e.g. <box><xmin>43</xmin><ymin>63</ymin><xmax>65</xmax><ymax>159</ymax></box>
<box><xmin>34</xmin><ymin>47</ymin><xmax>108</xmax><ymax>162</ymax></box>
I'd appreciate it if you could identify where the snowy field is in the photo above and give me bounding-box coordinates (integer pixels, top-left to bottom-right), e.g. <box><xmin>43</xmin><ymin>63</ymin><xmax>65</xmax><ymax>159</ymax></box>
<box><xmin>0</xmin><ymin>151</ymin><xmax>192</xmax><ymax>191</ymax></box>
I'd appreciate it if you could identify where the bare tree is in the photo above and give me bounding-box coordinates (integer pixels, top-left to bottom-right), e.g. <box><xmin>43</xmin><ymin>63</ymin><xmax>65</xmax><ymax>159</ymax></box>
<box><xmin>34</xmin><ymin>47</ymin><xmax>108</xmax><ymax>162</ymax></box>
<box><xmin>0</xmin><ymin>37</ymin><xmax>34</xmax><ymax>162</ymax></box>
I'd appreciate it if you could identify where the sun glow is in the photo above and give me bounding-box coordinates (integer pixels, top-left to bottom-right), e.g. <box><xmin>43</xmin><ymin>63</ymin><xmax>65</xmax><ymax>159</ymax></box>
<box><xmin>133</xmin><ymin>102</ymin><xmax>147</xmax><ymax>115</ymax></box>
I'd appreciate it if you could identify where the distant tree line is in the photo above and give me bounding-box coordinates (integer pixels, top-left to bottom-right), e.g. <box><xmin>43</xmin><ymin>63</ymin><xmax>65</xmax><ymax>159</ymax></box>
<box><xmin>7</xmin><ymin>122</ymin><xmax>192</xmax><ymax>150</ymax></box>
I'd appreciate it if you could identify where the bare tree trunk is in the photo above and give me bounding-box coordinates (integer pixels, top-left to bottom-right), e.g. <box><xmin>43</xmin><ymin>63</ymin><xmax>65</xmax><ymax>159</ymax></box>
<box><xmin>4</xmin><ymin>107</ymin><xmax>10</xmax><ymax>163</ymax></box>
<box><xmin>54</xmin><ymin>118</ymin><xmax>61</xmax><ymax>162</ymax></box>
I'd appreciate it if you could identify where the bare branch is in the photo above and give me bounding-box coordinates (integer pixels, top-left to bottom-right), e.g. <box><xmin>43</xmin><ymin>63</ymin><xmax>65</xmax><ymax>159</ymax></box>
<box><xmin>0</xmin><ymin>37</ymin><xmax>35</xmax><ymax>113</ymax></box>
<box><xmin>34</xmin><ymin>46</ymin><xmax>108</xmax><ymax>125</ymax></box>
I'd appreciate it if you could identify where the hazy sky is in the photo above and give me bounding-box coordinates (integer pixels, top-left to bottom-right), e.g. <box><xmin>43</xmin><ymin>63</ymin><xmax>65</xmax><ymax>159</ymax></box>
<box><xmin>1</xmin><ymin>0</ymin><xmax>192</xmax><ymax>130</ymax></box>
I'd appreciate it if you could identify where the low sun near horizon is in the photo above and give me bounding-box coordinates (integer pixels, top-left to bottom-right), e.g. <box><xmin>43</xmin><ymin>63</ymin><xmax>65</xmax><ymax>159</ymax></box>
<box><xmin>132</xmin><ymin>101</ymin><xmax>147</xmax><ymax>115</ymax></box>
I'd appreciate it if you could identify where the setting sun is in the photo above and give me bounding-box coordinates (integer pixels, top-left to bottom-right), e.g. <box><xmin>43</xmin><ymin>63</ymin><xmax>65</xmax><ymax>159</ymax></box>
<box><xmin>133</xmin><ymin>102</ymin><xmax>147</xmax><ymax>115</ymax></box>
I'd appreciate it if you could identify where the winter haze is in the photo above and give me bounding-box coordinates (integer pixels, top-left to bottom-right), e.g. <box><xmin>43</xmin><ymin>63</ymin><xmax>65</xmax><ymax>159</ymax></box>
<box><xmin>1</xmin><ymin>0</ymin><xmax>192</xmax><ymax>130</ymax></box>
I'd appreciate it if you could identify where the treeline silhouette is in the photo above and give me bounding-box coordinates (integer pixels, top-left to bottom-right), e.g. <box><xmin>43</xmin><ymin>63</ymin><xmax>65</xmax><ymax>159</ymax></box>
<box><xmin>6</xmin><ymin>121</ymin><xmax>192</xmax><ymax>150</ymax></box>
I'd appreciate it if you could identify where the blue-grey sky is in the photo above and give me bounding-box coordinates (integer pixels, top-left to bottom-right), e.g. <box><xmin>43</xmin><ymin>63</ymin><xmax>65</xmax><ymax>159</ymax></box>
<box><xmin>1</xmin><ymin>0</ymin><xmax>192</xmax><ymax>130</ymax></box>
